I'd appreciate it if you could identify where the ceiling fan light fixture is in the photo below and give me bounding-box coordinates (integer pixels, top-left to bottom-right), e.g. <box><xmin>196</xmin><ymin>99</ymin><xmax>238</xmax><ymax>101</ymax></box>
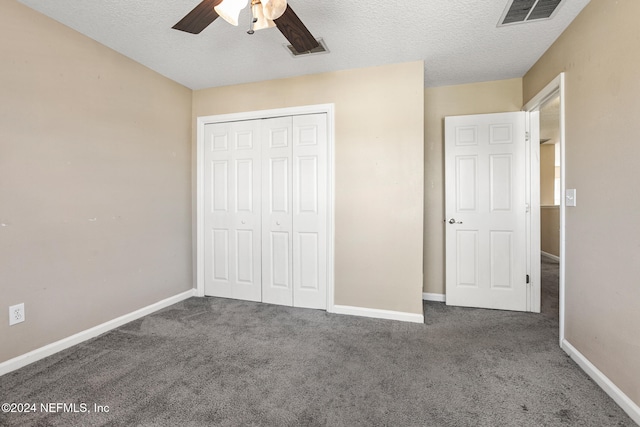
<box><xmin>262</xmin><ymin>0</ymin><xmax>287</xmax><ymax>20</ymax></box>
<box><xmin>251</xmin><ymin>2</ymin><xmax>275</xmax><ymax>31</ymax></box>
<box><xmin>214</xmin><ymin>0</ymin><xmax>249</xmax><ymax>26</ymax></box>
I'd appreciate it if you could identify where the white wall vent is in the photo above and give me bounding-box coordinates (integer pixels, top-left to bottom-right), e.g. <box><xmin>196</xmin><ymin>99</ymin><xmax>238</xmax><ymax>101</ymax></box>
<box><xmin>498</xmin><ymin>0</ymin><xmax>564</xmax><ymax>26</ymax></box>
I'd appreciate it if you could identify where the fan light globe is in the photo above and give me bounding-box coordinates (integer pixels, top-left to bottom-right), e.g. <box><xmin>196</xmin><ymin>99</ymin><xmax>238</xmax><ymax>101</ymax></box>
<box><xmin>262</xmin><ymin>0</ymin><xmax>287</xmax><ymax>20</ymax></box>
<box><xmin>214</xmin><ymin>0</ymin><xmax>249</xmax><ymax>26</ymax></box>
<box><xmin>252</xmin><ymin>3</ymin><xmax>275</xmax><ymax>31</ymax></box>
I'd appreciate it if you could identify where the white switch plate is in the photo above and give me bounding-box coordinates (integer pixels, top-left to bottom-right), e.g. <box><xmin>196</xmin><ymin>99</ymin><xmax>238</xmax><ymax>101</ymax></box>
<box><xmin>9</xmin><ymin>303</ymin><xmax>25</xmax><ymax>326</ymax></box>
<box><xmin>566</xmin><ymin>189</ymin><xmax>577</xmax><ymax>207</ymax></box>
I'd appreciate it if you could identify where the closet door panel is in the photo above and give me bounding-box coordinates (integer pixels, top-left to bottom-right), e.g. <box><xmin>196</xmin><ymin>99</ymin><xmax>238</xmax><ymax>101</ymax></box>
<box><xmin>262</xmin><ymin>117</ymin><xmax>294</xmax><ymax>306</ymax></box>
<box><xmin>292</xmin><ymin>114</ymin><xmax>327</xmax><ymax>309</ymax></box>
<box><xmin>204</xmin><ymin>120</ymin><xmax>261</xmax><ymax>301</ymax></box>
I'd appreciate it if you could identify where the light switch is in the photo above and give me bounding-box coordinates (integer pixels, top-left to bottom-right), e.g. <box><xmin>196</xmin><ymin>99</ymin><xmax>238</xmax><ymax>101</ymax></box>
<box><xmin>566</xmin><ymin>189</ymin><xmax>576</xmax><ymax>207</ymax></box>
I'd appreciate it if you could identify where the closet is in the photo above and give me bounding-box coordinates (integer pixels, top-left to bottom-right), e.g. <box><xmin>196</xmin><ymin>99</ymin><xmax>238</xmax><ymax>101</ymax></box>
<box><xmin>203</xmin><ymin>113</ymin><xmax>327</xmax><ymax>309</ymax></box>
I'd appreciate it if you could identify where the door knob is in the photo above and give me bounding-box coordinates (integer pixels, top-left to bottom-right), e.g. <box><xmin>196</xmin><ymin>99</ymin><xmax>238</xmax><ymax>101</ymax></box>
<box><xmin>276</xmin><ymin>221</ymin><xmax>280</xmax><ymax>226</ymax></box>
<box><xmin>448</xmin><ymin>218</ymin><xmax>463</xmax><ymax>224</ymax></box>
<box><xmin>241</xmin><ymin>220</ymin><xmax>246</xmax><ymax>224</ymax></box>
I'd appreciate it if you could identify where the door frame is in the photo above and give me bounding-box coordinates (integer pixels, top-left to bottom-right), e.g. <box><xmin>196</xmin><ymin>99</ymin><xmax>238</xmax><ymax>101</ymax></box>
<box><xmin>525</xmin><ymin>109</ymin><xmax>541</xmax><ymax>313</ymax></box>
<box><xmin>195</xmin><ymin>104</ymin><xmax>336</xmax><ymax>313</ymax></box>
<box><xmin>523</xmin><ymin>73</ymin><xmax>566</xmax><ymax>344</ymax></box>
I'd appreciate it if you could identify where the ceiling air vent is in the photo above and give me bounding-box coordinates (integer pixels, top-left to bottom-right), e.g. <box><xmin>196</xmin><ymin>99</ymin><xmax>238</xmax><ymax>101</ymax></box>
<box><xmin>499</xmin><ymin>0</ymin><xmax>563</xmax><ymax>26</ymax></box>
<box><xmin>285</xmin><ymin>38</ymin><xmax>329</xmax><ymax>58</ymax></box>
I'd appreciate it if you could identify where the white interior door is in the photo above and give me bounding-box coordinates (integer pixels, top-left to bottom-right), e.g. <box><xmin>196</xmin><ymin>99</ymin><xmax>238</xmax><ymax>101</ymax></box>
<box><xmin>204</xmin><ymin>120</ymin><xmax>262</xmax><ymax>301</ymax></box>
<box><xmin>445</xmin><ymin>112</ymin><xmax>528</xmax><ymax>311</ymax></box>
<box><xmin>262</xmin><ymin>116</ymin><xmax>294</xmax><ymax>306</ymax></box>
<box><xmin>292</xmin><ymin>114</ymin><xmax>327</xmax><ymax>309</ymax></box>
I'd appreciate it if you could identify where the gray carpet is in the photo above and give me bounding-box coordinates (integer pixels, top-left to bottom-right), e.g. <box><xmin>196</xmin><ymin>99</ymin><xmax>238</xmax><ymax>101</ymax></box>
<box><xmin>0</xmin><ymin>257</ymin><xmax>634</xmax><ymax>426</ymax></box>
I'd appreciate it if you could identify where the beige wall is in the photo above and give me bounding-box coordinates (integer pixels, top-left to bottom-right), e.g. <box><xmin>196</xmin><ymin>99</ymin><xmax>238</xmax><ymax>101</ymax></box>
<box><xmin>540</xmin><ymin>145</ymin><xmax>559</xmax><ymax>257</ymax></box>
<box><xmin>541</xmin><ymin>207</ymin><xmax>560</xmax><ymax>257</ymax></box>
<box><xmin>540</xmin><ymin>144</ymin><xmax>556</xmax><ymax>206</ymax></box>
<box><xmin>0</xmin><ymin>1</ymin><xmax>193</xmax><ymax>363</ymax></box>
<box><xmin>524</xmin><ymin>0</ymin><xmax>640</xmax><ymax>406</ymax></box>
<box><xmin>540</xmin><ymin>96</ymin><xmax>560</xmax><ymax>259</ymax></box>
<box><xmin>193</xmin><ymin>62</ymin><xmax>425</xmax><ymax>315</ymax></box>
<box><xmin>423</xmin><ymin>79</ymin><xmax>523</xmax><ymax>294</ymax></box>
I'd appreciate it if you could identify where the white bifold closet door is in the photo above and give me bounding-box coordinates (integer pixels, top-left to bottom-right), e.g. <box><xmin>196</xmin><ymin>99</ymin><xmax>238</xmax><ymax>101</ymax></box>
<box><xmin>204</xmin><ymin>114</ymin><xmax>327</xmax><ymax>309</ymax></box>
<box><xmin>204</xmin><ymin>119</ymin><xmax>262</xmax><ymax>302</ymax></box>
<box><xmin>261</xmin><ymin>116</ymin><xmax>293</xmax><ymax>306</ymax></box>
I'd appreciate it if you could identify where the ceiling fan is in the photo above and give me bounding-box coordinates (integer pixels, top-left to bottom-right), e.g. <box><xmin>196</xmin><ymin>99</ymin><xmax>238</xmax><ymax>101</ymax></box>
<box><xmin>172</xmin><ymin>0</ymin><xmax>319</xmax><ymax>54</ymax></box>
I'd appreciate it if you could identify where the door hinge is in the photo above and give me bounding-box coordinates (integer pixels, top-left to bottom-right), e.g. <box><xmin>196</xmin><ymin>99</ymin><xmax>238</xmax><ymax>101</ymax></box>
<box><xmin>525</xmin><ymin>131</ymin><xmax>530</xmax><ymax>142</ymax></box>
<box><xmin>526</xmin><ymin>274</ymin><xmax>530</xmax><ymax>284</ymax></box>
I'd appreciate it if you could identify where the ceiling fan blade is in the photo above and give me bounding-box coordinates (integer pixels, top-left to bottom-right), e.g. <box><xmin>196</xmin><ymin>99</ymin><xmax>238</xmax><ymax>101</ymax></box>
<box><xmin>274</xmin><ymin>5</ymin><xmax>319</xmax><ymax>53</ymax></box>
<box><xmin>172</xmin><ymin>0</ymin><xmax>223</xmax><ymax>34</ymax></box>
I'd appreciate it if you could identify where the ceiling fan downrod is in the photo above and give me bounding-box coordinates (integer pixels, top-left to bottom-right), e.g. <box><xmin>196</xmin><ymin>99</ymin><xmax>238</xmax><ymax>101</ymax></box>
<box><xmin>247</xmin><ymin>0</ymin><xmax>278</xmax><ymax>35</ymax></box>
<box><xmin>247</xmin><ymin>17</ymin><xmax>257</xmax><ymax>34</ymax></box>
<box><xmin>247</xmin><ymin>0</ymin><xmax>259</xmax><ymax>34</ymax></box>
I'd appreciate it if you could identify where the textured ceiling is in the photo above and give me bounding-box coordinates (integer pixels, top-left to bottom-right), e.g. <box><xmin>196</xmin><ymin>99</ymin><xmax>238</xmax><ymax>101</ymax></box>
<box><xmin>16</xmin><ymin>0</ymin><xmax>590</xmax><ymax>90</ymax></box>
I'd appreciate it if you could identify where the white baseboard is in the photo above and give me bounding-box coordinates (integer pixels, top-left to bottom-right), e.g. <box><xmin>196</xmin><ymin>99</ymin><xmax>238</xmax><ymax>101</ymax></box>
<box><xmin>332</xmin><ymin>304</ymin><xmax>424</xmax><ymax>324</ymax></box>
<box><xmin>423</xmin><ymin>292</ymin><xmax>446</xmax><ymax>302</ymax></box>
<box><xmin>562</xmin><ymin>339</ymin><xmax>640</xmax><ymax>425</ymax></box>
<box><xmin>0</xmin><ymin>289</ymin><xmax>196</xmax><ymax>377</ymax></box>
<box><xmin>541</xmin><ymin>251</ymin><xmax>560</xmax><ymax>262</ymax></box>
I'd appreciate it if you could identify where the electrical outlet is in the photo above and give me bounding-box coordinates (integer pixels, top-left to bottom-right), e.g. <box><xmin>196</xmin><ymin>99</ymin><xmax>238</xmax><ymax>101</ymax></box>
<box><xmin>9</xmin><ymin>303</ymin><xmax>25</xmax><ymax>326</ymax></box>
